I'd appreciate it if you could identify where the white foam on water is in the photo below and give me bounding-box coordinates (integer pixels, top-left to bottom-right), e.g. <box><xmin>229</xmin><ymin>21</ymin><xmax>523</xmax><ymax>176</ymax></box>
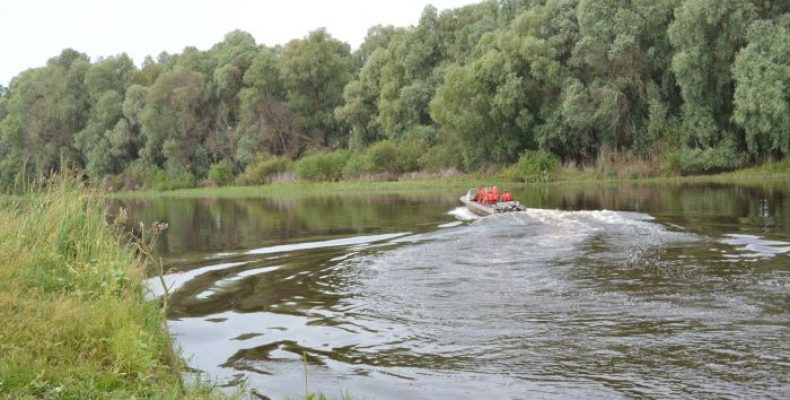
<box><xmin>144</xmin><ymin>260</ymin><xmax>249</xmax><ymax>300</ymax></box>
<box><xmin>438</xmin><ymin>221</ymin><xmax>463</xmax><ymax>228</ymax></box>
<box><xmin>721</xmin><ymin>234</ymin><xmax>790</xmax><ymax>258</ymax></box>
<box><xmin>448</xmin><ymin>206</ymin><xmax>481</xmax><ymax>221</ymax></box>
<box><xmin>245</xmin><ymin>233</ymin><xmax>409</xmax><ymax>255</ymax></box>
<box><xmin>197</xmin><ymin>266</ymin><xmax>285</xmax><ymax>299</ymax></box>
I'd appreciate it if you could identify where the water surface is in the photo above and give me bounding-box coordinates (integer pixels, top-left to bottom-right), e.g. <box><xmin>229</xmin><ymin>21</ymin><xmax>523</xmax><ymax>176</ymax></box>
<box><xmin>121</xmin><ymin>182</ymin><xmax>790</xmax><ymax>399</ymax></box>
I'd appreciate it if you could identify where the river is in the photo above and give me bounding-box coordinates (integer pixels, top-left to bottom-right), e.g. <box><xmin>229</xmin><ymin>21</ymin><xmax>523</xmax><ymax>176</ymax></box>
<box><xmin>120</xmin><ymin>181</ymin><xmax>790</xmax><ymax>399</ymax></box>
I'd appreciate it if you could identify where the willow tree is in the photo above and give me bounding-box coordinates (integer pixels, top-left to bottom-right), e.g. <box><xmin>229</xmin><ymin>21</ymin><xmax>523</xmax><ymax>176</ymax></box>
<box><xmin>140</xmin><ymin>68</ymin><xmax>210</xmax><ymax>175</ymax></box>
<box><xmin>236</xmin><ymin>48</ymin><xmax>291</xmax><ymax>161</ymax></box>
<box><xmin>74</xmin><ymin>54</ymin><xmax>135</xmax><ymax>179</ymax></box>
<box><xmin>732</xmin><ymin>17</ymin><xmax>790</xmax><ymax>160</ymax></box>
<box><xmin>569</xmin><ymin>0</ymin><xmax>680</xmax><ymax>153</ymax></box>
<box><xmin>280</xmin><ymin>29</ymin><xmax>352</xmax><ymax>151</ymax></box>
<box><xmin>668</xmin><ymin>0</ymin><xmax>756</xmax><ymax>166</ymax></box>
<box><xmin>204</xmin><ymin>30</ymin><xmax>259</xmax><ymax>162</ymax></box>
<box><xmin>431</xmin><ymin>13</ymin><xmax>559</xmax><ymax>169</ymax></box>
<box><xmin>0</xmin><ymin>49</ymin><xmax>90</xmax><ymax>179</ymax></box>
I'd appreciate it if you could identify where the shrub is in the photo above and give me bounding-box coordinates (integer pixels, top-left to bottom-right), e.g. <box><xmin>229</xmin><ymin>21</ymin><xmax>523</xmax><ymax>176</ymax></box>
<box><xmin>113</xmin><ymin>160</ymin><xmax>153</xmax><ymax>191</ymax></box>
<box><xmin>507</xmin><ymin>149</ymin><xmax>559</xmax><ymax>182</ymax></box>
<box><xmin>150</xmin><ymin>167</ymin><xmax>195</xmax><ymax>191</ymax></box>
<box><xmin>236</xmin><ymin>153</ymin><xmax>292</xmax><ymax>185</ymax></box>
<box><xmin>207</xmin><ymin>160</ymin><xmax>234</xmax><ymax>186</ymax></box>
<box><xmin>419</xmin><ymin>144</ymin><xmax>465</xmax><ymax>172</ymax></box>
<box><xmin>294</xmin><ymin>150</ymin><xmax>349</xmax><ymax>181</ymax></box>
<box><xmin>364</xmin><ymin>140</ymin><xmax>402</xmax><ymax>174</ymax></box>
<box><xmin>341</xmin><ymin>153</ymin><xmax>369</xmax><ymax>179</ymax></box>
<box><xmin>399</xmin><ymin>139</ymin><xmax>427</xmax><ymax>173</ymax></box>
<box><xmin>677</xmin><ymin>142</ymin><xmax>739</xmax><ymax>175</ymax></box>
<box><xmin>342</xmin><ymin>140</ymin><xmax>427</xmax><ymax>179</ymax></box>
<box><xmin>662</xmin><ymin>148</ymin><xmax>682</xmax><ymax>175</ymax></box>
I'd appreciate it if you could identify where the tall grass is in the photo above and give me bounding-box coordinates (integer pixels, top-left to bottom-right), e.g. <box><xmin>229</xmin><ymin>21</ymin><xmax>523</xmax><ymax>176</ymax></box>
<box><xmin>0</xmin><ymin>175</ymin><xmax>228</xmax><ymax>399</ymax></box>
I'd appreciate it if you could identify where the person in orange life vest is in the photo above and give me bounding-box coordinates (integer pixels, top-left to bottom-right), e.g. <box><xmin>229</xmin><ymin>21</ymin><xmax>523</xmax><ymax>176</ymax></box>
<box><xmin>476</xmin><ymin>188</ymin><xmax>486</xmax><ymax>202</ymax></box>
<box><xmin>501</xmin><ymin>192</ymin><xmax>513</xmax><ymax>202</ymax></box>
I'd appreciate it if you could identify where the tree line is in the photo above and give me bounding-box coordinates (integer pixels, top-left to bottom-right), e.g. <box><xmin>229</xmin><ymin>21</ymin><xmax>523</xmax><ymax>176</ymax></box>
<box><xmin>0</xmin><ymin>0</ymin><xmax>787</xmax><ymax>190</ymax></box>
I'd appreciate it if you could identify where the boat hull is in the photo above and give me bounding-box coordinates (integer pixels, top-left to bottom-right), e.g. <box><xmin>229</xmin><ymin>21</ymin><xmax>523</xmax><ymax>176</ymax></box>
<box><xmin>460</xmin><ymin>195</ymin><xmax>525</xmax><ymax>216</ymax></box>
<box><xmin>460</xmin><ymin>196</ymin><xmax>495</xmax><ymax>216</ymax></box>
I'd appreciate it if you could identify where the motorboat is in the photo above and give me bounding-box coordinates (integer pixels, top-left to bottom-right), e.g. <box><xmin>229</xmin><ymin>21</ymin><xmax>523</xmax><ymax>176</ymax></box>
<box><xmin>460</xmin><ymin>187</ymin><xmax>525</xmax><ymax>216</ymax></box>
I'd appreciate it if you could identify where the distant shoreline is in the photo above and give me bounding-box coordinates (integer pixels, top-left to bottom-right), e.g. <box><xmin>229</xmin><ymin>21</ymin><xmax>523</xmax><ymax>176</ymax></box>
<box><xmin>112</xmin><ymin>161</ymin><xmax>790</xmax><ymax>199</ymax></box>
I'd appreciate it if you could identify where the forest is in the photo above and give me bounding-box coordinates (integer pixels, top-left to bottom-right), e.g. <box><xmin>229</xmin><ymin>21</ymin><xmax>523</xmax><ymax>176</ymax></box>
<box><xmin>0</xmin><ymin>0</ymin><xmax>787</xmax><ymax>191</ymax></box>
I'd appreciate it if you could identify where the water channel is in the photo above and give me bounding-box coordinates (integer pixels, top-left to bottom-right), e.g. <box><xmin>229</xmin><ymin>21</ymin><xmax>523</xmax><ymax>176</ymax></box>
<box><xmin>120</xmin><ymin>182</ymin><xmax>790</xmax><ymax>399</ymax></box>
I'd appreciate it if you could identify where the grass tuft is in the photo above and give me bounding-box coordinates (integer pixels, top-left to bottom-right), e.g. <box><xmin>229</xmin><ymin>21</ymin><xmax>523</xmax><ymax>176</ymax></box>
<box><xmin>0</xmin><ymin>174</ymin><xmax>230</xmax><ymax>399</ymax></box>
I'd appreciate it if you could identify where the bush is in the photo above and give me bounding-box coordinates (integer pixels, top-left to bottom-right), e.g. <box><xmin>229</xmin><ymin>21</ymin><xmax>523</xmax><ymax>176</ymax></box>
<box><xmin>364</xmin><ymin>140</ymin><xmax>402</xmax><ymax>174</ymax></box>
<box><xmin>677</xmin><ymin>143</ymin><xmax>739</xmax><ymax>175</ymax></box>
<box><xmin>341</xmin><ymin>140</ymin><xmax>428</xmax><ymax>179</ymax></box>
<box><xmin>341</xmin><ymin>153</ymin><xmax>369</xmax><ymax>179</ymax></box>
<box><xmin>150</xmin><ymin>167</ymin><xmax>195</xmax><ymax>191</ymax></box>
<box><xmin>419</xmin><ymin>144</ymin><xmax>464</xmax><ymax>172</ymax></box>
<box><xmin>236</xmin><ymin>153</ymin><xmax>291</xmax><ymax>185</ymax></box>
<box><xmin>294</xmin><ymin>150</ymin><xmax>349</xmax><ymax>181</ymax></box>
<box><xmin>113</xmin><ymin>160</ymin><xmax>152</xmax><ymax>191</ymax></box>
<box><xmin>507</xmin><ymin>149</ymin><xmax>559</xmax><ymax>182</ymax></box>
<box><xmin>207</xmin><ymin>160</ymin><xmax>234</xmax><ymax>186</ymax></box>
<box><xmin>399</xmin><ymin>139</ymin><xmax>427</xmax><ymax>173</ymax></box>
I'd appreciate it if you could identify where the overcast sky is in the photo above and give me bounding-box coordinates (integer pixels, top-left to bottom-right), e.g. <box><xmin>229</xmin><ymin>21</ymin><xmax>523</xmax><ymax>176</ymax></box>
<box><xmin>0</xmin><ymin>0</ymin><xmax>480</xmax><ymax>86</ymax></box>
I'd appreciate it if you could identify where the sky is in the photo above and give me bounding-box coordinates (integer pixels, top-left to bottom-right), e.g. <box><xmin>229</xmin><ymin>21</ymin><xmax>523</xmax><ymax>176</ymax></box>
<box><xmin>0</xmin><ymin>0</ymin><xmax>481</xmax><ymax>86</ymax></box>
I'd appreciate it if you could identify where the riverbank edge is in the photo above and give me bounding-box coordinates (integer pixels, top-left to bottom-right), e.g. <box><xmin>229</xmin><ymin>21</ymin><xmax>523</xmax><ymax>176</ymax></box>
<box><xmin>113</xmin><ymin>162</ymin><xmax>790</xmax><ymax>199</ymax></box>
<box><xmin>0</xmin><ymin>177</ymin><xmax>234</xmax><ymax>399</ymax></box>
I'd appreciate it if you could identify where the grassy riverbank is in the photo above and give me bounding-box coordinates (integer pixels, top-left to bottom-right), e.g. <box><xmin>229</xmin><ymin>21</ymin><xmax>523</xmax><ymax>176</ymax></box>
<box><xmin>113</xmin><ymin>160</ymin><xmax>790</xmax><ymax>199</ymax></box>
<box><xmin>0</xmin><ymin>177</ymin><xmax>229</xmax><ymax>399</ymax></box>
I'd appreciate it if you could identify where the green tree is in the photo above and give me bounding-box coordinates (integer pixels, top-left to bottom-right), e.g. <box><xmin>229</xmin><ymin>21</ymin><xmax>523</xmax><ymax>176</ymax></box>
<box><xmin>353</xmin><ymin>25</ymin><xmax>402</xmax><ymax>69</ymax></box>
<box><xmin>0</xmin><ymin>85</ymin><xmax>8</xmax><ymax>121</ymax></box>
<box><xmin>236</xmin><ymin>48</ymin><xmax>292</xmax><ymax>161</ymax></box>
<box><xmin>732</xmin><ymin>17</ymin><xmax>790</xmax><ymax>160</ymax></box>
<box><xmin>571</xmin><ymin>0</ymin><xmax>680</xmax><ymax>152</ymax></box>
<box><xmin>0</xmin><ymin>49</ymin><xmax>90</xmax><ymax>179</ymax></box>
<box><xmin>74</xmin><ymin>90</ymin><xmax>124</xmax><ymax>179</ymax></box>
<box><xmin>336</xmin><ymin>49</ymin><xmax>388</xmax><ymax>149</ymax></box>
<box><xmin>668</xmin><ymin>0</ymin><xmax>756</xmax><ymax>151</ymax></box>
<box><xmin>205</xmin><ymin>30</ymin><xmax>259</xmax><ymax>162</ymax></box>
<box><xmin>140</xmin><ymin>68</ymin><xmax>210</xmax><ymax>175</ymax></box>
<box><xmin>128</xmin><ymin>55</ymin><xmax>163</xmax><ymax>87</ymax></box>
<box><xmin>280</xmin><ymin>29</ymin><xmax>352</xmax><ymax>151</ymax></box>
<box><xmin>75</xmin><ymin>54</ymin><xmax>136</xmax><ymax>179</ymax></box>
<box><xmin>431</xmin><ymin>12</ymin><xmax>558</xmax><ymax>169</ymax></box>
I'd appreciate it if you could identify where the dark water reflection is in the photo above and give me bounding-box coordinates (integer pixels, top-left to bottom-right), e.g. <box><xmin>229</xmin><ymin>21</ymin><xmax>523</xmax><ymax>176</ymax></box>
<box><xmin>120</xmin><ymin>182</ymin><xmax>790</xmax><ymax>399</ymax></box>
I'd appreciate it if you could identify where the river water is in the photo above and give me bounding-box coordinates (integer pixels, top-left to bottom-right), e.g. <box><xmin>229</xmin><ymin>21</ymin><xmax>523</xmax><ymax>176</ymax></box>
<box><xmin>121</xmin><ymin>182</ymin><xmax>790</xmax><ymax>399</ymax></box>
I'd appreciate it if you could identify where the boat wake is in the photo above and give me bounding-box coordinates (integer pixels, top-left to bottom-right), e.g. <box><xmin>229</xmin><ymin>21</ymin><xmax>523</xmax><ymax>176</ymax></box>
<box><xmin>153</xmin><ymin>207</ymin><xmax>790</xmax><ymax>400</ymax></box>
<box><xmin>447</xmin><ymin>206</ymin><xmax>481</xmax><ymax>221</ymax></box>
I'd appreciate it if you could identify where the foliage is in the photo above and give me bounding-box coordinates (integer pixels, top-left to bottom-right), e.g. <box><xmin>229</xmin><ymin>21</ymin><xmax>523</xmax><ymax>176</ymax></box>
<box><xmin>150</xmin><ymin>166</ymin><xmax>196</xmax><ymax>191</ymax></box>
<box><xmin>677</xmin><ymin>140</ymin><xmax>740</xmax><ymax>175</ymax></box>
<box><xmin>236</xmin><ymin>153</ymin><xmax>292</xmax><ymax>185</ymax></box>
<box><xmin>341</xmin><ymin>139</ymin><xmax>427</xmax><ymax>178</ymax></box>
<box><xmin>140</xmin><ymin>68</ymin><xmax>210</xmax><ymax>174</ymax></box>
<box><xmin>207</xmin><ymin>160</ymin><xmax>234</xmax><ymax>186</ymax></box>
<box><xmin>294</xmin><ymin>150</ymin><xmax>349</xmax><ymax>181</ymax></box>
<box><xmin>280</xmin><ymin>29</ymin><xmax>353</xmax><ymax>150</ymax></box>
<box><xmin>506</xmin><ymin>149</ymin><xmax>559</xmax><ymax>182</ymax></box>
<box><xmin>112</xmin><ymin>159</ymin><xmax>154</xmax><ymax>191</ymax></box>
<box><xmin>418</xmin><ymin>141</ymin><xmax>465</xmax><ymax>172</ymax></box>
<box><xmin>732</xmin><ymin>17</ymin><xmax>790</xmax><ymax>159</ymax></box>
